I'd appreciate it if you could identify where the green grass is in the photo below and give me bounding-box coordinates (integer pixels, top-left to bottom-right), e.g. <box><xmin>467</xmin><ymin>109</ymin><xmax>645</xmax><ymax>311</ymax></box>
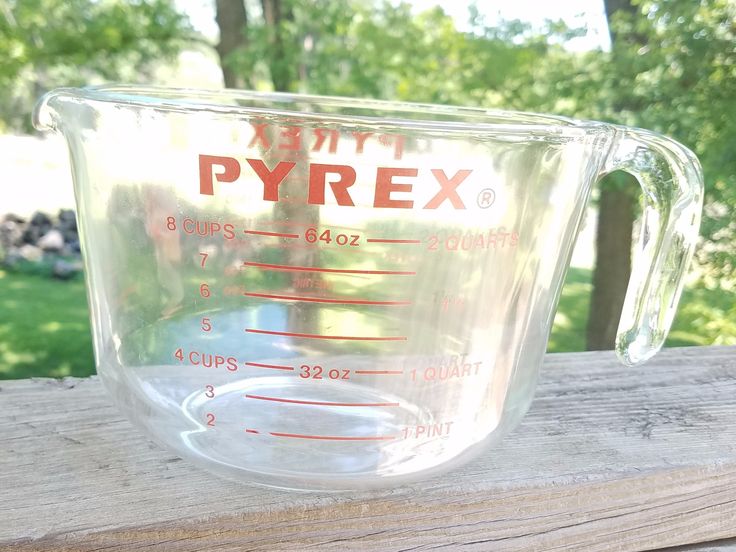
<box><xmin>551</xmin><ymin>266</ymin><xmax>736</xmax><ymax>352</ymax></box>
<box><xmin>667</xmin><ymin>280</ymin><xmax>736</xmax><ymax>347</ymax></box>
<box><xmin>0</xmin><ymin>268</ymin><xmax>94</xmax><ymax>379</ymax></box>
<box><xmin>0</xmin><ymin>266</ymin><xmax>732</xmax><ymax>379</ymax></box>
<box><xmin>548</xmin><ymin>267</ymin><xmax>593</xmax><ymax>352</ymax></box>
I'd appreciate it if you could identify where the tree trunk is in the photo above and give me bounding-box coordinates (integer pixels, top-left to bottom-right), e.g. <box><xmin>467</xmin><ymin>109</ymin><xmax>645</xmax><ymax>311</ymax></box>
<box><xmin>214</xmin><ymin>0</ymin><xmax>248</xmax><ymax>89</ymax></box>
<box><xmin>585</xmin><ymin>0</ymin><xmax>640</xmax><ymax>350</ymax></box>
<box><xmin>261</xmin><ymin>0</ymin><xmax>297</xmax><ymax>92</ymax></box>
<box><xmin>586</xmin><ymin>182</ymin><xmax>636</xmax><ymax>349</ymax></box>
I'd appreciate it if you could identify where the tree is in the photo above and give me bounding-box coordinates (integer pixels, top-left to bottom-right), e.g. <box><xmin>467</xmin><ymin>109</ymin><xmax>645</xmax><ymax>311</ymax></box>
<box><xmin>218</xmin><ymin>0</ymin><xmax>553</xmax><ymax>103</ymax></box>
<box><xmin>620</xmin><ymin>0</ymin><xmax>736</xmax><ymax>284</ymax></box>
<box><xmin>260</xmin><ymin>0</ymin><xmax>298</xmax><ymax>92</ymax></box>
<box><xmin>505</xmin><ymin>0</ymin><xmax>651</xmax><ymax>351</ymax></box>
<box><xmin>213</xmin><ymin>0</ymin><xmax>301</xmax><ymax>93</ymax></box>
<box><xmin>0</xmin><ymin>0</ymin><xmax>195</xmax><ymax>132</ymax></box>
<box><xmin>497</xmin><ymin>0</ymin><xmax>735</xmax><ymax>348</ymax></box>
<box><xmin>214</xmin><ymin>0</ymin><xmax>249</xmax><ymax>88</ymax></box>
<box><xmin>585</xmin><ymin>0</ymin><xmax>641</xmax><ymax>351</ymax></box>
<box><xmin>585</xmin><ymin>0</ymin><xmax>736</xmax><ymax>347</ymax></box>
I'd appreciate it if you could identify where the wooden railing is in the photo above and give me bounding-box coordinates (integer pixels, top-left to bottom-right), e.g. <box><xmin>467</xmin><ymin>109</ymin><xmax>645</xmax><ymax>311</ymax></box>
<box><xmin>2</xmin><ymin>346</ymin><xmax>735</xmax><ymax>551</ymax></box>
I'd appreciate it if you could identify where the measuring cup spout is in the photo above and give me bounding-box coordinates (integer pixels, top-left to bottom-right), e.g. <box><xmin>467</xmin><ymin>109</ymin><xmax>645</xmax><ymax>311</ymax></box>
<box><xmin>33</xmin><ymin>88</ymin><xmax>77</xmax><ymax>132</ymax></box>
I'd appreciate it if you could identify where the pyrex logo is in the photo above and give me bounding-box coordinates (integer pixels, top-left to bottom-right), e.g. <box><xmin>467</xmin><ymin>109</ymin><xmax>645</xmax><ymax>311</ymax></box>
<box><xmin>197</xmin><ymin>123</ymin><xmax>479</xmax><ymax>210</ymax></box>
<box><xmin>199</xmin><ymin>155</ymin><xmax>473</xmax><ymax>209</ymax></box>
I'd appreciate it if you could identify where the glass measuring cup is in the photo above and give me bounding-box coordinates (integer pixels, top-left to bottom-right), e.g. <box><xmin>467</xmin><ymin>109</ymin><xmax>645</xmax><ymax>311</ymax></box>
<box><xmin>33</xmin><ymin>86</ymin><xmax>702</xmax><ymax>490</ymax></box>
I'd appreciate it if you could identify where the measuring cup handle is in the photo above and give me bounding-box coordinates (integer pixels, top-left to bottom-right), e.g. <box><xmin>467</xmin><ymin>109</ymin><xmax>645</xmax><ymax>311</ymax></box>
<box><xmin>601</xmin><ymin>126</ymin><xmax>703</xmax><ymax>366</ymax></box>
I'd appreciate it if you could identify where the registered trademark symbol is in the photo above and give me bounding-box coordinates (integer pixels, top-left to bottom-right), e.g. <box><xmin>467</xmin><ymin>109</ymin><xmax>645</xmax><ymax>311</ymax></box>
<box><xmin>477</xmin><ymin>188</ymin><xmax>495</xmax><ymax>209</ymax></box>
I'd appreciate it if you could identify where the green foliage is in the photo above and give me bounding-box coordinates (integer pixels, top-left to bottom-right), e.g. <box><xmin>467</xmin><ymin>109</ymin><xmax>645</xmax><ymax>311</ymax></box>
<box><xmin>551</xmin><ymin>267</ymin><xmax>736</xmax><ymax>353</ymax></box>
<box><xmin>229</xmin><ymin>0</ymin><xmax>566</xmax><ymax>103</ymax></box>
<box><xmin>498</xmin><ymin>0</ymin><xmax>736</xmax><ymax>282</ymax></box>
<box><xmin>0</xmin><ymin>0</ymin><xmax>195</xmax><ymax>131</ymax></box>
<box><xmin>605</xmin><ymin>0</ymin><xmax>736</xmax><ymax>281</ymax></box>
<box><xmin>236</xmin><ymin>0</ymin><xmax>735</xmax><ymax>285</ymax></box>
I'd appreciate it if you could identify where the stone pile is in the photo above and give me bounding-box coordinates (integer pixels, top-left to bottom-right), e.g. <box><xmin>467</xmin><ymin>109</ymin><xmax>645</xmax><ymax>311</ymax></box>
<box><xmin>0</xmin><ymin>210</ymin><xmax>83</xmax><ymax>279</ymax></box>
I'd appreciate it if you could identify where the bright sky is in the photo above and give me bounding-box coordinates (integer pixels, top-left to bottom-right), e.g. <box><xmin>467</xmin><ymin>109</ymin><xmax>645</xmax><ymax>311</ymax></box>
<box><xmin>412</xmin><ymin>0</ymin><xmax>610</xmax><ymax>51</ymax></box>
<box><xmin>179</xmin><ymin>0</ymin><xmax>611</xmax><ymax>52</ymax></box>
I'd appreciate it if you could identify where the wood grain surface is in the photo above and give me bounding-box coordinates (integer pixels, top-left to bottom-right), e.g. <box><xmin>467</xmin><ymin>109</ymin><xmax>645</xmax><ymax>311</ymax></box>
<box><xmin>1</xmin><ymin>346</ymin><xmax>735</xmax><ymax>551</ymax></box>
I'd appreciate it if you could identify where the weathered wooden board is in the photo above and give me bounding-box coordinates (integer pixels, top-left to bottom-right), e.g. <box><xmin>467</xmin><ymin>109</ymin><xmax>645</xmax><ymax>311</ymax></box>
<box><xmin>1</xmin><ymin>346</ymin><xmax>735</xmax><ymax>551</ymax></box>
<box><xmin>665</xmin><ymin>538</ymin><xmax>736</xmax><ymax>551</ymax></box>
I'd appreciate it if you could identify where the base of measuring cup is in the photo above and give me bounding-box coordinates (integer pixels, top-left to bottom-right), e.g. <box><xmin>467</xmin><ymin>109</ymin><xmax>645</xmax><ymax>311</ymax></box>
<box><xmin>99</xmin><ymin>361</ymin><xmax>532</xmax><ymax>491</ymax></box>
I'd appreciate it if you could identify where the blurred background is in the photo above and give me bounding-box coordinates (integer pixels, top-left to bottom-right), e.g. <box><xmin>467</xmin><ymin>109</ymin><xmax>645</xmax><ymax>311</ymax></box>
<box><xmin>0</xmin><ymin>0</ymin><xmax>734</xmax><ymax>379</ymax></box>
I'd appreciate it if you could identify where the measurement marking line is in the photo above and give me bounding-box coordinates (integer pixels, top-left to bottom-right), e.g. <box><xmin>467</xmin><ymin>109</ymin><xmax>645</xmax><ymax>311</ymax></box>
<box><xmin>269</xmin><ymin>432</ymin><xmax>398</xmax><ymax>441</ymax></box>
<box><xmin>244</xmin><ymin>229</ymin><xmax>300</xmax><ymax>239</ymax></box>
<box><xmin>366</xmin><ymin>238</ymin><xmax>422</xmax><ymax>244</ymax></box>
<box><xmin>244</xmin><ymin>291</ymin><xmax>411</xmax><ymax>306</ymax></box>
<box><xmin>245</xmin><ymin>362</ymin><xmax>294</xmax><ymax>371</ymax></box>
<box><xmin>243</xmin><ymin>261</ymin><xmax>416</xmax><ymax>276</ymax></box>
<box><xmin>246</xmin><ymin>328</ymin><xmax>407</xmax><ymax>341</ymax></box>
<box><xmin>245</xmin><ymin>429</ymin><xmax>260</xmax><ymax>434</ymax></box>
<box><xmin>354</xmin><ymin>370</ymin><xmax>404</xmax><ymax>375</ymax></box>
<box><xmin>245</xmin><ymin>394</ymin><xmax>400</xmax><ymax>407</ymax></box>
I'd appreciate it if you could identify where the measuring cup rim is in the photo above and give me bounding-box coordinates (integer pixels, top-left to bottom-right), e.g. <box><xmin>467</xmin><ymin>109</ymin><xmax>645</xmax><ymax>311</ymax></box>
<box><xmin>39</xmin><ymin>85</ymin><xmax>612</xmax><ymax>137</ymax></box>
